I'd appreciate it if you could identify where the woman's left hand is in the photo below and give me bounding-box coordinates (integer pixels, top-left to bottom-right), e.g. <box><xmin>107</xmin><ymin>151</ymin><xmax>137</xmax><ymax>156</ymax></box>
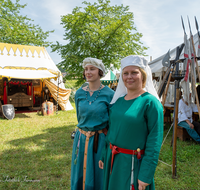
<box><xmin>102</xmin><ymin>128</ymin><xmax>108</xmax><ymax>135</ymax></box>
<box><xmin>138</xmin><ymin>180</ymin><xmax>149</xmax><ymax>190</ymax></box>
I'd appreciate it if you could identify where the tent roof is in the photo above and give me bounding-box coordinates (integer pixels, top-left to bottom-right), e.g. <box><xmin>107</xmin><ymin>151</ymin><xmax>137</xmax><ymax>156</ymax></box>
<box><xmin>0</xmin><ymin>42</ymin><xmax>59</xmax><ymax>80</ymax></box>
<box><xmin>101</xmin><ymin>70</ymin><xmax>116</xmax><ymax>81</ymax></box>
<box><xmin>100</xmin><ymin>70</ymin><xmax>117</xmax><ymax>85</ymax></box>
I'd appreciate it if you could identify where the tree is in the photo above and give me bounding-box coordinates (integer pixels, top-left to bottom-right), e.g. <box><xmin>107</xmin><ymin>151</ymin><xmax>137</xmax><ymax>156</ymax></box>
<box><xmin>0</xmin><ymin>0</ymin><xmax>54</xmax><ymax>47</ymax></box>
<box><xmin>52</xmin><ymin>0</ymin><xmax>148</xmax><ymax>84</ymax></box>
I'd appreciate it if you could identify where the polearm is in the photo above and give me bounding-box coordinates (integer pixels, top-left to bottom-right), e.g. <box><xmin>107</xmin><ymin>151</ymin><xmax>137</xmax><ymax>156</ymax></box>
<box><xmin>158</xmin><ymin>43</ymin><xmax>184</xmax><ymax>101</ymax></box>
<box><xmin>187</xmin><ymin>16</ymin><xmax>200</xmax><ymax>117</ymax></box>
<box><xmin>157</xmin><ymin>61</ymin><xmax>171</xmax><ymax>99</ymax></box>
<box><xmin>171</xmin><ymin>44</ymin><xmax>185</xmax><ymax>178</ymax></box>
<box><xmin>161</xmin><ymin>50</ymin><xmax>172</xmax><ymax>107</ymax></box>
<box><xmin>181</xmin><ymin>16</ymin><xmax>195</xmax><ymax>109</ymax></box>
<box><xmin>181</xmin><ymin>16</ymin><xmax>190</xmax><ymax>83</ymax></box>
<box><xmin>195</xmin><ymin>16</ymin><xmax>200</xmax><ymax>60</ymax></box>
<box><xmin>188</xmin><ymin>16</ymin><xmax>200</xmax><ymax>81</ymax></box>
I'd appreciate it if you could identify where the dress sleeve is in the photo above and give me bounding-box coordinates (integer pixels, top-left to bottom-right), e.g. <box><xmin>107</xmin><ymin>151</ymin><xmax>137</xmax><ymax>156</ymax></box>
<box><xmin>99</xmin><ymin>137</ymin><xmax>108</xmax><ymax>162</ymax></box>
<box><xmin>75</xmin><ymin>91</ymin><xmax>80</xmax><ymax>122</ymax></box>
<box><xmin>178</xmin><ymin>100</ymin><xmax>188</xmax><ymax>123</ymax></box>
<box><xmin>138</xmin><ymin>99</ymin><xmax>164</xmax><ymax>184</ymax></box>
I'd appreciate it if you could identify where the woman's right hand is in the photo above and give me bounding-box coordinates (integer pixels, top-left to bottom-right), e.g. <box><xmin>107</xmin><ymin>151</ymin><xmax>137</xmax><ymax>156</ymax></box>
<box><xmin>99</xmin><ymin>160</ymin><xmax>104</xmax><ymax>169</ymax></box>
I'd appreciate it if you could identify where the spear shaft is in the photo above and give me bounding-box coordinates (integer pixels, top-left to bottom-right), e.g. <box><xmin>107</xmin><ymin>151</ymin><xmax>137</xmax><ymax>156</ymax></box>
<box><xmin>188</xmin><ymin>16</ymin><xmax>200</xmax><ymax>118</ymax></box>
<box><xmin>188</xmin><ymin>16</ymin><xmax>200</xmax><ymax>84</ymax></box>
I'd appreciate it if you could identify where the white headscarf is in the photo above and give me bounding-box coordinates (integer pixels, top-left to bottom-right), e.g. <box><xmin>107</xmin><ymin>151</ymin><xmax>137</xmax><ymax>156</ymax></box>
<box><xmin>110</xmin><ymin>55</ymin><xmax>159</xmax><ymax>104</ymax></box>
<box><xmin>82</xmin><ymin>57</ymin><xmax>106</xmax><ymax>77</ymax></box>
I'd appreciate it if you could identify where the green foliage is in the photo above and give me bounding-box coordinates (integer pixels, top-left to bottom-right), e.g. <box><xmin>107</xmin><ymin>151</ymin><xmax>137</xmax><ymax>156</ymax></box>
<box><xmin>51</xmin><ymin>0</ymin><xmax>148</xmax><ymax>85</ymax></box>
<box><xmin>0</xmin><ymin>0</ymin><xmax>54</xmax><ymax>46</ymax></box>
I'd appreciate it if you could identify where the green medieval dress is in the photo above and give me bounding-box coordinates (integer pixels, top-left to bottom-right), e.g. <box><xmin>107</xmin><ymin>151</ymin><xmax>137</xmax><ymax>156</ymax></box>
<box><xmin>71</xmin><ymin>86</ymin><xmax>114</xmax><ymax>190</ymax></box>
<box><xmin>100</xmin><ymin>92</ymin><xmax>163</xmax><ymax>190</ymax></box>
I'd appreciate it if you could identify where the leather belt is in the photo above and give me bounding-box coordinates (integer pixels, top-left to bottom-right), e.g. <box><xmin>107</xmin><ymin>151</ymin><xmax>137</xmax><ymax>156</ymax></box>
<box><xmin>109</xmin><ymin>143</ymin><xmax>145</xmax><ymax>174</ymax></box>
<box><xmin>79</xmin><ymin>129</ymin><xmax>103</xmax><ymax>190</ymax></box>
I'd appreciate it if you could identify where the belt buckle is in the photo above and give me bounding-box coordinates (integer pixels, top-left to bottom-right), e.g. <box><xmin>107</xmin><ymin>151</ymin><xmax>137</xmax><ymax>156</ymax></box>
<box><xmin>86</xmin><ymin>131</ymin><xmax>92</xmax><ymax>137</ymax></box>
<box><xmin>136</xmin><ymin>148</ymin><xmax>141</xmax><ymax>160</ymax></box>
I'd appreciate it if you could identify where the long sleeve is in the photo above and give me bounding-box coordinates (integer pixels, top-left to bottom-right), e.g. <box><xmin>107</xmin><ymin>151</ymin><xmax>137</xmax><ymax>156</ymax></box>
<box><xmin>75</xmin><ymin>91</ymin><xmax>80</xmax><ymax>122</ymax></box>
<box><xmin>138</xmin><ymin>100</ymin><xmax>164</xmax><ymax>184</ymax></box>
<box><xmin>99</xmin><ymin>137</ymin><xmax>108</xmax><ymax>162</ymax></box>
<box><xmin>178</xmin><ymin>99</ymin><xmax>193</xmax><ymax>123</ymax></box>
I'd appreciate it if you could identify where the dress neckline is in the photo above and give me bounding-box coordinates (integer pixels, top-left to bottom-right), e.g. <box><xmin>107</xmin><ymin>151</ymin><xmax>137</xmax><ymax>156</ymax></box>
<box><xmin>123</xmin><ymin>91</ymin><xmax>148</xmax><ymax>101</ymax></box>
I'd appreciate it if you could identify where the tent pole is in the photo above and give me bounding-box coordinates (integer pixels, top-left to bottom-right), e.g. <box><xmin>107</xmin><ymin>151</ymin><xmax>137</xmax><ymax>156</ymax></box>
<box><xmin>40</xmin><ymin>81</ymin><xmax>43</xmax><ymax>112</ymax></box>
<box><xmin>32</xmin><ymin>81</ymin><xmax>33</xmax><ymax>111</ymax></box>
<box><xmin>56</xmin><ymin>73</ymin><xmax>60</xmax><ymax>115</ymax></box>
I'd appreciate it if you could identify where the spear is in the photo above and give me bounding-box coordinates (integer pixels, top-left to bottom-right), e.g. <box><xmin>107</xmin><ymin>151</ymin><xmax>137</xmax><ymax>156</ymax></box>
<box><xmin>171</xmin><ymin>43</ymin><xmax>185</xmax><ymax>178</ymax></box>
<box><xmin>161</xmin><ymin>50</ymin><xmax>172</xmax><ymax>107</ymax></box>
<box><xmin>181</xmin><ymin>16</ymin><xmax>190</xmax><ymax>82</ymax></box>
<box><xmin>187</xmin><ymin>16</ymin><xmax>200</xmax><ymax>118</ymax></box>
<box><xmin>157</xmin><ymin>50</ymin><xmax>171</xmax><ymax>99</ymax></box>
<box><xmin>195</xmin><ymin>16</ymin><xmax>200</xmax><ymax>60</ymax></box>
<box><xmin>188</xmin><ymin>16</ymin><xmax>200</xmax><ymax>84</ymax></box>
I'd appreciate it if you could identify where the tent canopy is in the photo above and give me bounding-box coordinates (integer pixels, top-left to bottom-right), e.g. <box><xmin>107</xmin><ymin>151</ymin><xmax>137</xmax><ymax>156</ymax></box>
<box><xmin>101</xmin><ymin>70</ymin><xmax>118</xmax><ymax>85</ymax></box>
<box><xmin>0</xmin><ymin>42</ymin><xmax>59</xmax><ymax>80</ymax></box>
<box><xmin>0</xmin><ymin>42</ymin><xmax>73</xmax><ymax>111</ymax></box>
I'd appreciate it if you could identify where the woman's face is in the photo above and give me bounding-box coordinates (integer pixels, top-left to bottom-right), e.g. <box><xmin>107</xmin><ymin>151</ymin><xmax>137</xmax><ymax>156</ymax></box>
<box><xmin>84</xmin><ymin>65</ymin><xmax>100</xmax><ymax>82</ymax></box>
<box><xmin>122</xmin><ymin>66</ymin><xmax>143</xmax><ymax>91</ymax></box>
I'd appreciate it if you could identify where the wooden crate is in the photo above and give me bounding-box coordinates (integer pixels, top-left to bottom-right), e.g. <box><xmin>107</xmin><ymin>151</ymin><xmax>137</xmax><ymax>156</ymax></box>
<box><xmin>177</xmin><ymin>126</ymin><xmax>191</xmax><ymax>141</ymax></box>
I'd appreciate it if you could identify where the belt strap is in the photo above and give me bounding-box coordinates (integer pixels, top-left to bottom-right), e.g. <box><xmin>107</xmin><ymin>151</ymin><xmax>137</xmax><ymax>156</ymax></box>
<box><xmin>79</xmin><ymin>129</ymin><xmax>103</xmax><ymax>190</ymax></box>
<box><xmin>110</xmin><ymin>143</ymin><xmax>144</xmax><ymax>174</ymax></box>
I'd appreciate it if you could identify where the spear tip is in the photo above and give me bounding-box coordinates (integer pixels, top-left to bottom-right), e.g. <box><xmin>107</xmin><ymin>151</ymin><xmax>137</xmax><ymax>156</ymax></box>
<box><xmin>187</xmin><ymin>15</ymin><xmax>192</xmax><ymax>35</ymax></box>
<box><xmin>195</xmin><ymin>16</ymin><xmax>199</xmax><ymax>31</ymax></box>
<box><xmin>181</xmin><ymin>16</ymin><xmax>186</xmax><ymax>34</ymax></box>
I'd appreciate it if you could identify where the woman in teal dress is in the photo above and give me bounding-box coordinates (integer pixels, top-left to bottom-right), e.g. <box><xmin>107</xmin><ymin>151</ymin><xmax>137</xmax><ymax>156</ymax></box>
<box><xmin>99</xmin><ymin>55</ymin><xmax>163</xmax><ymax>190</ymax></box>
<box><xmin>71</xmin><ymin>57</ymin><xmax>114</xmax><ymax>190</ymax></box>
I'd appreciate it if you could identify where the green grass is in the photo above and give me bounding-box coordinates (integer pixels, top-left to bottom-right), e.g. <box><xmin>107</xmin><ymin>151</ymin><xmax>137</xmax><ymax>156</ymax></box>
<box><xmin>0</xmin><ymin>103</ymin><xmax>77</xmax><ymax>190</ymax></box>
<box><xmin>0</xmin><ymin>106</ymin><xmax>200</xmax><ymax>189</ymax></box>
<box><xmin>155</xmin><ymin>124</ymin><xmax>200</xmax><ymax>189</ymax></box>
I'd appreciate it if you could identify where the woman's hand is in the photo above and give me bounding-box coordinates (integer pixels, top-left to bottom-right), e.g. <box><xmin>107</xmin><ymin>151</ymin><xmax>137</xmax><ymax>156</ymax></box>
<box><xmin>102</xmin><ymin>128</ymin><xmax>108</xmax><ymax>135</ymax></box>
<box><xmin>99</xmin><ymin>160</ymin><xmax>104</xmax><ymax>169</ymax></box>
<box><xmin>138</xmin><ymin>180</ymin><xmax>149</xmax><ymax>190</ymax></box>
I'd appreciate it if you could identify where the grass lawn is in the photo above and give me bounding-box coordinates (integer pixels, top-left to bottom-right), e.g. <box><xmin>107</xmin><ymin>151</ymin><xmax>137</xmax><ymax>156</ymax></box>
<box><xmin>0</xmin><ymin>103</ymin><xmax>77</xmax><ymax>190</ymax></box>
<box><xmin>0</xmin><ymin>103</ymin><xmax>200</xmax><ymax>189</ymax></box>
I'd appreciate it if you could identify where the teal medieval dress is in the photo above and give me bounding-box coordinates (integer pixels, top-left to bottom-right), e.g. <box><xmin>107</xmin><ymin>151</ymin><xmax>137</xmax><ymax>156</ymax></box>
<box><xmin>71</xmin><ymin>86</ymin><xmax>114</xmax><ymax>190</ymax></box>
<box><xmin>100</xmin><ymin>92</ymin><xmax>163</xmax><ymax>190</ymax></box>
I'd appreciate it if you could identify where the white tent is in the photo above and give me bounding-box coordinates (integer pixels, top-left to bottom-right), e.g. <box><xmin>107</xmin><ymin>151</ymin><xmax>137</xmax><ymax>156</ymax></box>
<box><xmin>0</xmin><ymin>42</ymin><xmax>73</xmax><ymax>111</ymax></box>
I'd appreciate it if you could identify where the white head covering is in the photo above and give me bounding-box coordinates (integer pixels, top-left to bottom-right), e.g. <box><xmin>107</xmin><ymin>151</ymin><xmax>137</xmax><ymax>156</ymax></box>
<box><xmin>110</xmin><ymin>55</ymin><xmax>159</xmax><ymax>104</ymax></box>
<box><xmin>82</xmin><ymin>57</ymin><xmax>106</xmax><ymax>77</ymax></box>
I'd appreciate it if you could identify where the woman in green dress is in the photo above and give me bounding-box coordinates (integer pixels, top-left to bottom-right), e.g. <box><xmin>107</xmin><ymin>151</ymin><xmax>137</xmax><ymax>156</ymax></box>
<box><xmin>99</xmin><ymin>55</ymin><xmax>163</xmax><ymax>190</ymax></box>
<box><xmin>71</xmin><ymin>58</ymin><xmax>114</xmax><ymax>190</ymax></box>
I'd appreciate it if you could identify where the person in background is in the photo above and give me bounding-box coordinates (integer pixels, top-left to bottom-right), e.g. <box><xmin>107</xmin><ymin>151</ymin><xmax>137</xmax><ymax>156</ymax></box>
<box><xmin>71</xmin><ymin>57</ymin><xmax>114</xmax><ymax>190</ymax></box>
<box><xmin>99</xmin><ymin>55</ymin><xmax>163</xmax><ymax>190</ymax></box>
<box><xmin>178</xmin><ymin>93</ymin><xmax>200</xmax><ymax>142</ymax></box>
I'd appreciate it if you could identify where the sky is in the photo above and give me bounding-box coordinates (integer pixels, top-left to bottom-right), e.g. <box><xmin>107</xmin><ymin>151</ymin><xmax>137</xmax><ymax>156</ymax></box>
<box><xmin>18</xmin><ymin>0</ymin><xmax>200</xmax><ymax>67</ymax></box>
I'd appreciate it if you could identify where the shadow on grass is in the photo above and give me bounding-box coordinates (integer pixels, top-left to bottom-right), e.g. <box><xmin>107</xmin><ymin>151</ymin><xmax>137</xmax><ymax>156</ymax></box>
<box><xmin>0</xmin><ymin>124</ymin><xmax>76</xmax><ymax>189</ymax></box>
<box><xmin>15</xmin><ymin>113</ymin><xmax>31</xmax><ymax>118</ymax></box>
